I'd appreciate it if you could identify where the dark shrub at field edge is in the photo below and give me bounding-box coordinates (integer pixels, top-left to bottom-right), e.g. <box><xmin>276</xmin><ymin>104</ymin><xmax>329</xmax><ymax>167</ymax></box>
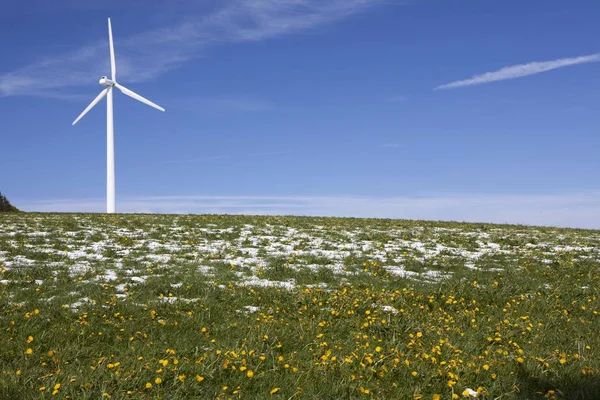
<box><xmin>0</xmin><ymin>192</ymin><xmax>19</xmax><ymax>212</ymax></box>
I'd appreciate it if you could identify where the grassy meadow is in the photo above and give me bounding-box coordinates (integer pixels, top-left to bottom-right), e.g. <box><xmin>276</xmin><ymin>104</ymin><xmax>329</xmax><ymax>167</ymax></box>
<box><xmin>0</xmin><ymin>213</ymin><xmax>599</xmax><ymax>399</ymax></box>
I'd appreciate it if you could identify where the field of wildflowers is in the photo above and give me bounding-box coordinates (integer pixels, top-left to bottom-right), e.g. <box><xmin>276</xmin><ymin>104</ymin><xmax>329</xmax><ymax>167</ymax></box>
<box><xmin>0</xmin><ymin>213</ymin><xmax>598</xmax><ymax>399</ymax></box>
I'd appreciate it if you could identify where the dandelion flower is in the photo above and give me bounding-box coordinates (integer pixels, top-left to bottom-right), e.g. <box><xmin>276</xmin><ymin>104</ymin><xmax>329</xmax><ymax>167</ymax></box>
<box><xmin>196</xmin><ymin>375</ymin><xmax>204</xmax><ymax>383</ymax></box>
<box><xmin>270</xmin><ymin>387</ymin><xmax>280</xmax><ymax>395</ymax></box>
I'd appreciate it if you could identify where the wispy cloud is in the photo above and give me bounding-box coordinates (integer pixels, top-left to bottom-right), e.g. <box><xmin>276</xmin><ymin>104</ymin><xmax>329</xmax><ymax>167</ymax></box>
<box><xmin>16</xmin><ymin>192</ymin><xmax>600</xmax><ymax>229</ymax></box>
<box><xmin>380</xmin><ymin>143</ymin><xmax>400</xmax><ymax>148</ymax></box>
<box><xmin>0</xmin><ymin>0</ymin><xmax>384</xmax><ymax>98</ymax></box>
<box><xmin>435</xmin><ymin>53</ymin><xmax>600</xmax><ymax>90</ymax></box>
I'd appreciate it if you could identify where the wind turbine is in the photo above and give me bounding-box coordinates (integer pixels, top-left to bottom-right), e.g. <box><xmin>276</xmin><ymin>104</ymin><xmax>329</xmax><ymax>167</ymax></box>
<box><xmin>72</xmin><ymin>18</ymin><xmax>165</xmax><ymax>214</ymax></box>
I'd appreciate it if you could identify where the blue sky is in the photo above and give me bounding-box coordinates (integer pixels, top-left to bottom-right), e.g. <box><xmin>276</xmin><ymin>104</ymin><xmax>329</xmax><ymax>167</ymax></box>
<box><xmin>1</xmin><ymin>0</ymin><xmax>600</xmax><ymax>228</ymax></box>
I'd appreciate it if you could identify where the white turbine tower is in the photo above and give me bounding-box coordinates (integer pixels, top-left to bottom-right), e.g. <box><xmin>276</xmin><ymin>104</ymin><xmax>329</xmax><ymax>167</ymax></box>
<box><xmin>72</xmin><ymin>18</ymin><xmax>165</xmax><ymax>214</ymax></box>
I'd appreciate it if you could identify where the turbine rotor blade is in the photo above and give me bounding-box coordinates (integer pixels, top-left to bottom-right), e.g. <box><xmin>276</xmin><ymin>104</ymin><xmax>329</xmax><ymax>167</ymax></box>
<box><xmin>108</xmin><ymin>18</ymin><xmax>116</xmax><ymax>81</ymax></box>
<box><xmin>72</xmin><ymin>88</ymin><xmax>109</xmax><ymax>125</ymax></box>
<box><xmin>114</xmin><ymin>83</ymin><xmax>165</xmax><ymax>112</ymax></box>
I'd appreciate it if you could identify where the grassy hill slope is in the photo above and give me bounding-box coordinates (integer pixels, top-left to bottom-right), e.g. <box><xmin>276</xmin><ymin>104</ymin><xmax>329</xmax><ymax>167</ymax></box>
<box><xmin>0</xmin><ymin>213</ymin><xmax>599</xmax><ymax>399</ymax></box>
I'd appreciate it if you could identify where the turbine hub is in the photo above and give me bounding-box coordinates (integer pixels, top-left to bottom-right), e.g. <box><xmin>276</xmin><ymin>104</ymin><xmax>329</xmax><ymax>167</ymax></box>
<box><xmin>99</xmin><ymin>76</ymin><xmax>115</xmax><ymax>87</ymax></box>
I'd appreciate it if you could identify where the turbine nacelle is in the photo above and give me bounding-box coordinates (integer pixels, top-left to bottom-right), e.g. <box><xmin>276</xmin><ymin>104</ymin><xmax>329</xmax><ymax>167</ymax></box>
<box><xmin>99</xmin><ymin>76</ymin><xmax>115</xmax><ymax>87</ymax></box>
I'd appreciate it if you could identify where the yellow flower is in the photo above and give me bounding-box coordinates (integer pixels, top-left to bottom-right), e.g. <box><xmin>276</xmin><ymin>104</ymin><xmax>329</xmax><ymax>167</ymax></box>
<box><xmin>414</xmin><ymin>395</ymin><xmax>423</xmax><ymax>400</ymax></box>
<box><xmin>559</xmin><ymin>358</ymin><xmax>567</xmax><ymax>365</ymax></box>
<box><xmin>412</xmin><ymin>371</ymin><xmax>418</xmax><ymax>377</ymax></box>
<box><xmin>25</xmin><ymin>348</ymin><xmax>33</xmax><ymax>355</ymax></box>
<box><xmin>154</xmin><ymin>377</ymin><xmax>162</xmax><ymax>385</ymax></box>
<box><xmin>375</xmin><ymin>346</ymin><xmax>382</xmax><ymax>352</ymax></box>
<box><xmin>482</xmin><ymin>364</ymin><xmax>489</xmax><ymax>371</ymax></box>
<box><xmin>145</xmin><ymin>382</ymin><xmax>152</xmax><ymax>389</ymax></box>
<box><xmin>195</xmin><ymin>375</ymin><xmax>205</xmax><ymax>383</ymax></box>
<box><xmin>27</xmin><ymin>336</ymin><xmax>34</xmax><ymax>343</ymax></box>
<box><xmin>433</xmin><ymin>395</ymin><xmax>441</xmax><ymax>400</ymax></box>
<box><xmin>54</xmin><ymin>383</ymin><xmax>61</xmax><ymax>390</ymax></box>
<box><xmin>247</xmin><ymin>370</ymin><xmax>254</xmax><ymax>378</ymax></box>
<box><xmin>516</xmin><ymin>357</ymin><xmax>524</xmax><ymax>364</ymax></box>
<box><xmin>270</xmin><ymin>388</ymin><xmax>280</xmax><ymax>395</ymax></box>
<box><xmin>39</xmin><ymin>386</ymin><xmax>46</xmax><ymax>392</ymax></box>
<box><xmin>178</xmin><ymin>374</ymin><xmax>186</xmax><ymax>382</ymax></box>
<box><xmin>416</xmin><ymin>332</ymin><xmax>423</xmax><ymax>338</ymax></box>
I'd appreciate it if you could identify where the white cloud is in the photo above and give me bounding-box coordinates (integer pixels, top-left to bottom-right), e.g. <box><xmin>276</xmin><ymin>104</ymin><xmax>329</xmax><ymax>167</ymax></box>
<box><xmin>380</xmin><ymin>143</ymin><xmax>400</xmax><ymax>148</ymax></box>
<box><xmin>435</xmin><ymin>53</ymin><xmax>600</xmax><ymax>90</ymax></box>
<box><xmin>0</xmin><ymin>0</ymin><xmax>383</xmax><ymax>98</ymax></box>
<box><xmin>17</xmin><ymin>192</ymin><xmax>600</xmax><ymax>229</ymax></box>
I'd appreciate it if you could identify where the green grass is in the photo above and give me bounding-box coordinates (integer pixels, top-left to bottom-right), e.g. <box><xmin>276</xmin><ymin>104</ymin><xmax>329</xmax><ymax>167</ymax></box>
<box><xmin>0</xmin><ymin>213</ymin><xmax>599</xmax><ymax>399</ymax></box>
